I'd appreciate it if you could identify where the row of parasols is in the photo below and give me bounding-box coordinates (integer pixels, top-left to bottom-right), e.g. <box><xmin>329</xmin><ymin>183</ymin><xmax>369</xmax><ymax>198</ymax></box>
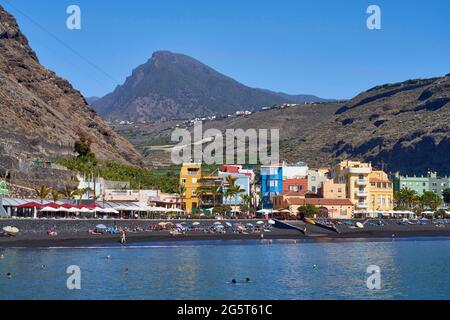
<box><xmin>16</xmin><ymin>202</ymin><xmax>184</xmax><ymax>214</ymax></box>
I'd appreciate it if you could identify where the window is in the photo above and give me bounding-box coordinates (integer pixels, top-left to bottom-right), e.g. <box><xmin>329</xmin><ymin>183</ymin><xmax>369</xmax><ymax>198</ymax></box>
<box><xmin>192</xmin><ymin>190</ymin><xmax>197</xmax><ymax>196</ymax></box>
<box><xmin>269</xmin><ymin>181</ymin><xmax>278</xmax><ymax>187</ymax></box>
<box><xmin>192</xmin><ymin>178</ymin><xmax>197</xmax><ymax>183</ymax></box>
<box><xmin>181</xmin><ymin>178</ymin><xmax>187</xmax><ymax>184</ymax></box>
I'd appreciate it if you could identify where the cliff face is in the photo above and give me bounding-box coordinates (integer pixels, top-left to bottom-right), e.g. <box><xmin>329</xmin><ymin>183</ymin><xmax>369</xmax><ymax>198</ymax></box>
<box><xmin>0</xmin><ymin>6</ymin><xmax>144</xmax><ymax>168</ymax></box>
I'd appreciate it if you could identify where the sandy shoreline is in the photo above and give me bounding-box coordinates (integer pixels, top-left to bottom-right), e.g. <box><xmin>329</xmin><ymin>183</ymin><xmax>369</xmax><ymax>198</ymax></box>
<box><xmin>1</xmin><ymin>228</ymin><xmax>450</xmax><ymax>248</ymax></box>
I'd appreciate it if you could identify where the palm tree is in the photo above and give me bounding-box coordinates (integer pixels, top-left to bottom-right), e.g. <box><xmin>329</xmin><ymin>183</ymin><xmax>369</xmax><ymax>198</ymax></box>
<box><xmin>224</xmin><ymin>176</ymin><xmax>244</xmax><ymax>205</ymax></box>
<box><xmin>50</xmin><ymin>190</ymin><xmax>62</xmax><ymax>203</ymax></box>
<box><xmin>240</xmin><ymin>194</ymin><xmax>252</xmax><ymax>215</ymax></box>
<box><xmin>211</xmin><ymin>186</ymin><xmax>223</xmax><ymax>208</ymax></box>
<box><xmin>396</xmin><ymin>187</ymin><xmax>418</xmax><ymax>210</ymax></box>
<box><xmin>240</xmin><ymin>194</ymin><xmax>252</xmax><ymax>207</ymax></box>
<box><xmin>35</xmin><ymin>185</ymin><xmax>51</xmax><ymax>204</ymax></box>
<box><xmin>75</xmin><ymin>188</ymin><xmax>92</xmax><ymax>205</ymax></box>
<box><xmin>177</xmin><ymin>184</ymin><xmax>186</xmax><ymax>211</ymax></box>
<box><xmin>61</xmin><ymin>186</ymin><xmax>77</xmax><ymax>201</ymax></box>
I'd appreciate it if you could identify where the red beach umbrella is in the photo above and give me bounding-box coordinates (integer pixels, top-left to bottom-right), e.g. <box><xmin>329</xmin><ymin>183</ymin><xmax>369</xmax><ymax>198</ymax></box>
<box><xmin>17</xmin><ymin>202</ymin><xmax>44</xmax><ymax>209</ymax></box>
<box><xmin>59</xmin><ymin>203</ymin><xmax>75</xmax><ymax>209</ymax></box>
<box><xmin>46</xmin><ymin>202</ymin><xmax>60</xmax><ymax>209</ymax></box>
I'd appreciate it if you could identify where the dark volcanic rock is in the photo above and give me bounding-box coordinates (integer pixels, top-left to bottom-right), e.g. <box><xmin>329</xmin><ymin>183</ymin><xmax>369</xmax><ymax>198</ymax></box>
<box><xmin>0</xmin><ymin>6</ymin><xmax>144</xmax><ymax>168</ymax></box>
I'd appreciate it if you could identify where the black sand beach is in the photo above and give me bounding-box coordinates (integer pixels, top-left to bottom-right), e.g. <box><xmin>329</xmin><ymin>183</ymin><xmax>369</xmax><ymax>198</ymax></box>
<box><xmin>1</xmin><ymin>218</ymin><xmax>449</xmax><ymax>247</ymax></box>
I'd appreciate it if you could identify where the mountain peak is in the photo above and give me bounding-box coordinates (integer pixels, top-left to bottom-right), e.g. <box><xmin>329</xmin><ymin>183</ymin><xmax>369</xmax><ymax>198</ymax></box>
<box><xmin>91</xmin><ymin>51</ymin><xmax>327</xmax><ymax>121</ymax></box>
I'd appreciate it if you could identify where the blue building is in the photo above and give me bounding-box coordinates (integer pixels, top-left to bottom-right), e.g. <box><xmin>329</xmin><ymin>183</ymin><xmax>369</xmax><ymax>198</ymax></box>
<box><xmin>261</xmin><ymin>164</ymin><xmax>283</xmax><ymax>209</ymax></box>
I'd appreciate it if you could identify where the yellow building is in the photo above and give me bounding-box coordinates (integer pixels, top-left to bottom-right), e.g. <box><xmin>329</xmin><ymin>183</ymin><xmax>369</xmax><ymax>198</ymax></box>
<box><xmin>333</xmin><ymin>160</ymin><xmax>372</xmax><ymax>210</ymax></box>
<box><xmin>333</xmin><ymin>160</ymin><xmax>394</xmax><ymax>212</ymax></box>
<box><xmin>368</xmin><ymin>170</ymin><xmax>394</xmax><ymax>211</ymax></box>
<box><xmin>179</xmin><ymin>163</ymin><xmax>202</xmax><ymax>212</ymax></box>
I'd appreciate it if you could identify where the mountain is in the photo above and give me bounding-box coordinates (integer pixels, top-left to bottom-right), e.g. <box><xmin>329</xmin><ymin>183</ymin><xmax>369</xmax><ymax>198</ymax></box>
<box><xmin>261</xmin><ymin>90</ymin><xmax>331</xmax><ymax>104</ymax></box>
<box><xmin>86</xmin><ymin>96</ymin><xmax>100</xmax><ymax>105</ymax></box>
<box><xmin>91</xmin><ymin>51</ymin><xmax>329</xmax><ymax>121</ymax></box>
<box><xmin>114</xmin><ymin>75</ymin><xmax>450</xmax><ymax>175</ymax></box>
<box><xmin>0</xmin><ymin>5</ymin><xmax>144</xmax><ymax>180</ymax></box>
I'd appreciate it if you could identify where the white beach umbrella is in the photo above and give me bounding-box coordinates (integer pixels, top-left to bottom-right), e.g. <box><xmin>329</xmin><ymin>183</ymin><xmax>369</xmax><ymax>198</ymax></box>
<box><xmin>103</xmin><ymin>208</ymin><xmax>119</xmax><ymax>214</ymax></box>
<box><xmin>68</xmin><ymin>207</ymin><xmax>80</xmax><ymax>213</ymax></box>
<box><xmin>40</xmin><ymin>207</ymin><xmax>59</xmax><ymax>212</ymax></box>
<box><xmin>268</xmin><ymin>219</ymin><xmax>276</xmax><ymax>225</ymax></box>
<box><xmin>79</xmin><ymin>207</ymin><xmax>93</xmax><ymax>213</ymax></box>
<box><xmin>256</xmin><ymin>221</ymin><xmax>265</xmax><ymax>225</ymax></box>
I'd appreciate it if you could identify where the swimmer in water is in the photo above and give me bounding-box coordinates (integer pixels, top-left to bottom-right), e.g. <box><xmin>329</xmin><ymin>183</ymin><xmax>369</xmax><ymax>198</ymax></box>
<box><xmin>246</xmin><ymin>277</ymin><xmax>251</xmax><ymax>283</ymax></box>
<box><xmin>231</xmin><ymin>279</ymin><xmax>237</xmax><ymax>284</ymax></box>
<box><xmin>124</xmin><ymin>268</ymin><xmax>129</xmax><ymax>274</ymax></box>
<box><xmin>6</xmin><ymin>273</ymin><xmax>12</xmax><ymax>279</ymax></box>
<box><xmin>41</xmin><ymin>264</ymin><xmax>46</xmax><ymax>270</ymax></box>
<box><xmin>0</xmin><ymin>254</ymin><xmax>4</xmax><ymax>260</ymax></box>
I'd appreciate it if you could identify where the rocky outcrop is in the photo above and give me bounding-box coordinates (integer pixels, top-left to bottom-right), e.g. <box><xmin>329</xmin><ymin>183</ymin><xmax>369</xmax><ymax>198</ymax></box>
<box><xmin>0</xmin><ymin>5</ymin><xmax>144</xmax><ymax>171</ymax></box>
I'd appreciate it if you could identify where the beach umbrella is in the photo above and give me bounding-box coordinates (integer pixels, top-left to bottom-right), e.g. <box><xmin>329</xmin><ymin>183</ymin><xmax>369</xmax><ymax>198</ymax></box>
<box><xmin>356</xmin><ymin>222</ymin><xmax>364</xmax><ymax>229</ymax></box>
<box><xmin>3</xmin><ymin>226</ymin><xmax>19</xmax><ymax>233</ymax></box>
<box><xmin>60</xmin><ymin>203</ymin><xmax>75</xmax><ymax>209</ymax></box>
<box><xmin>225</xmin><ymin>222</ymin><xmax>233</xmax><ymax>227</ymax></box>
<box><xmin>256</xmin><ymin>221</ymin><xmax>264</xmax><ymax>225</ymax></box>
<box><xmin>246</xmin><ymin>223</ymin><xmax>254</xmax><ymax>227</ymax></box>
<box><xmin>79</xmin><ymin>207</ymin><xmax>93</xmax><ymax>213</ymax></box>
<box><xmin>214</xmin><ymin>222</ymin><xmax>222</xmax><ymax>225</ymax></box>
<box><xmin>96</xmin><ymin>224</ymin><xmax>107</xmax><ymax>230</ymax></box>
<box><xmin>268</xmin><ymin>219</ymin><xmax>276</xmax><ymax>225</ymax></box>
<box><xmin>103</xmin><ymin>208</ymin><xmax>119</xmax><ymax>214</ymax></box>
<box><xmin>192</xmin><ymin>222</ymin><xmax>200</xmax><ymax>226</ymax></box>
<box><xmin>17</xmin><ymin>202</ymin><xmax>44</xmax><ymax>209</ymax></box>
<box><xmin>40</xmin><ymin>206</ymin><xmax>59</xmax><ymax>212</ymax></box>
<box><xmin>68</xmin><ymin>207</ymin><xmax>80</xmax><ymax>213</ymax></box>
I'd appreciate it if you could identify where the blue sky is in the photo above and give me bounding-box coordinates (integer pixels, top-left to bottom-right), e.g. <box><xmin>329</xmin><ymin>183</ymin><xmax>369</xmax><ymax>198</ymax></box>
<box><xmin>1</xmin><ymin>0</ymin><xmax>449</xmax><ymax>99</ymax></box>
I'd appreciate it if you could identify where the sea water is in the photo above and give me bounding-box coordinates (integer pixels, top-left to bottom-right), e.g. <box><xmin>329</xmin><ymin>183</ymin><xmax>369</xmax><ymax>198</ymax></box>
<box><xmin>0</xmin><ymin>237</ymin><xmax>449</xmax><ymax>300</ymax></box>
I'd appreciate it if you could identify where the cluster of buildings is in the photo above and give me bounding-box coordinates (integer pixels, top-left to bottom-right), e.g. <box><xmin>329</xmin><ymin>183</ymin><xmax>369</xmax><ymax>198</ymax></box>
<box><xmin>179</xmin><ymin>163</ymin><xmax>256</xmax><ymax>213</ymax></box>
<box><xmin>262</xmin><ymin>160</ymin><xmax>395</xmax><ymax>219</ymax></box>
<box><xmin>177</xmin><ymin>160</ymin><xmax>400</xmax><ymax>219</ymax></box>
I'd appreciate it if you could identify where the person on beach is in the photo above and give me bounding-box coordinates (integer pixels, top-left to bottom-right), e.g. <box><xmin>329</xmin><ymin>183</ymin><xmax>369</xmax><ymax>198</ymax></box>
<box><xmin>120</xmin><ymin>231</ymin><xmax>127</xmax><ymax>244</ymax></box>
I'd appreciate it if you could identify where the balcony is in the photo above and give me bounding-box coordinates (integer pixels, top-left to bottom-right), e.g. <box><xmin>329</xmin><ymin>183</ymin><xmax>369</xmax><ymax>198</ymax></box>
<box><xmin>356</xmin><ymin>179</ymin><xmax>369</xmax><ymax>186</ymax></box>
<box><xmin>356</xmin><ymin>191</ymin><xmax>369</xmax><ymax>197</ymax></box>
<box><xmin>348</xmin><ymin>167</ymin><xmax>371</xmax><ymax>174</ymax></box>
<box><xmin>356</xmin><ymin>202</ymin><xmax>369</xmax><ymax>209</ymax></box>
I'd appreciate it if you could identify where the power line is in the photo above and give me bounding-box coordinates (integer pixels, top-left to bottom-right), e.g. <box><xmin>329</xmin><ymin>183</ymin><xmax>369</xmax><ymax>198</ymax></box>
<box><xmin>3</xmin><ymin>0</ymin><xmax>120</xmax><ymax>86</ymax></box>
